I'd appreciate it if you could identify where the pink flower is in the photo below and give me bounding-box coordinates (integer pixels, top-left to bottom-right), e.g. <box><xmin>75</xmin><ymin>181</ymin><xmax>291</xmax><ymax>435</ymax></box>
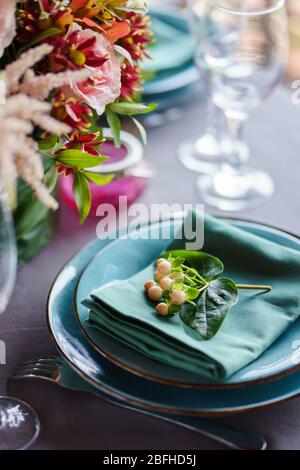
<box><xmin>0</xmin><ymin>0</ymin><xmax>16</xmax><ymax>57</ymax></box>
<box><xmin>52</xmin><ymin>25</ymin><xmax>121</xmax><ymax>116</ymax></box>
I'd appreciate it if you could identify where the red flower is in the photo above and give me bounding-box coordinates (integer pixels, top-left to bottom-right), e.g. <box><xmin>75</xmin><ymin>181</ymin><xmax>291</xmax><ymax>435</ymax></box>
<box><xmin>52</xmin><ymin>92</ymin><xmax>93</xmax><ymax>132</ymax></box>
<box><xmin>56</xmin><ymin>164</ymin><xmax>74</xmax><ymax>176</ymax></box>
<box><xmin>120</xmin><ymin>61</ymin><xmax>141</xmax><ymax>100</ymax></box>
<box><xmin>17</xmin><ymin>0</ymin><xmax>73</xmax><ymax>43</ymax></box>
<box><xmin>50</xmin><ymin>27</ymin><xmax>108</xmax><ymax>71</ymax></box>
<box><xmin>119</xmin><ymin>13</ymin><xmax>152</xmax><ymax>62</ymax></box>
<box><xmin>57</xmin><ymin>131</ymin><xmax>104</xmax><ymax>156</ymax></box>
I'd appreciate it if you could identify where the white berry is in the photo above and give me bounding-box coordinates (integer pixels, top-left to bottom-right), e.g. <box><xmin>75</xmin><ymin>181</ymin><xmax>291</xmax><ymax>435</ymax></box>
<box><xmin>144</xmin><ymin>280</ymin><xmax>156</xmax><ymax>291</ymax></box>
<box><xmin>157</xmin><ymin>260</ymin><xmax>172</xmax><ymax>276</ymax></box>
<box><xmin>156</xmin><ymin>303</ymin><xmax>169</xmax><ymax>316</ymax></box>
<box><xmin>154</xmin><ymin>270</ymin><xmax>164</xmax><ymax>282</ymax></box>
<box><xmin>148</xmin><ymin>285</ymin><xmax>163</xmax><ymax>302</ymax></box>
<box><xmin>156</xmin><ymin>258</ymin><xmax>165</xmax><ymax>265</ymax></box>
<box><xmin>171</xmin><ymin>290</ymin><xmax>186</xmax><ymax>306</ymax></box>
<box><xmin>160</xmin><ymin>277</ymin><xmax>173</xmax><ymax>290</ymax></box>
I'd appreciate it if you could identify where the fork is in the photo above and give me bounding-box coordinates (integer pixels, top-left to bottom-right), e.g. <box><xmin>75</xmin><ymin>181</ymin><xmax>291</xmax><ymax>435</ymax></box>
<box><xmin>10</xmin><ymin>356</ymin><xmax>267</xmax><ymax>450</ymax></box>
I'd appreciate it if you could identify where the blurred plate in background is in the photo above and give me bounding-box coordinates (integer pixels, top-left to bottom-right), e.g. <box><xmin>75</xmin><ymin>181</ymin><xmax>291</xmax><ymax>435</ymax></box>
<box><xmin>143</xmin><ymin>8</ymin><xmax>200</xmax><ymax>97</ymax></box>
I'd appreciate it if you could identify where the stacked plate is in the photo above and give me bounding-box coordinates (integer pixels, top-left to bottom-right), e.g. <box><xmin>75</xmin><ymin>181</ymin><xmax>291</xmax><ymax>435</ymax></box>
<box><xmin>142</xmin><ymin>8</ymin><xmax>201</xmax><ymax>113</ymax></box>
<box><xmin>47</xmin><ymin>215</ymin><xmax>300</xmax><ymax>417</ymax></box>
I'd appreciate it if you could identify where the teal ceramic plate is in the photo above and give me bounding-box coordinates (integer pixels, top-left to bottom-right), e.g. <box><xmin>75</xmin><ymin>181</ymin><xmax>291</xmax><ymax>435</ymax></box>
<box><xmin>143</xmin><ymin>82</ymin><xmax>203</xmax><ymax>115</ymax></box>
<box><xmin>47</xmin><ymin>218</ymin><xmax>300</xmax><ymax>416</ymax></box>
<box><xmin>75</xmin><ymin>218</ymin><xmax>300</xmax><ymax>389</ymax></box>
<box><xmin>143</xmin><ymin>9</ymin><xmax>199</xmax><ymax>96</ymax></box>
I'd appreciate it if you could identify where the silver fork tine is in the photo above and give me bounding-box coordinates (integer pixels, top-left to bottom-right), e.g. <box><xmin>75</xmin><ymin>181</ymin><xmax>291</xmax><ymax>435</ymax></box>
<box><xmin>12</xmin><ymin>370</ymin><xmax>60</xmax><ymax>381</ymax></box>
<box><xmin>11</xmin><ymin>357</ymin><xmax>62</xmax><ymax>382</ymax></box>
<box><xmin>16</xmin><ymin>363</ymin><xmax>62</xmax><ymax>374</ymax></box>
<box><xmin>21</xmin><ymin>357</ymin><xmax>64</xmax><ymax>367</ymax></box>
<box><xmin>15</xmin><ymin>359</ymin><xmax>62</xmax><ymax>373</ymax></box>
<box><xmin>14</xmin><ymin>365</ymin><xmax>59</xmax><ymax>376</ymax></box>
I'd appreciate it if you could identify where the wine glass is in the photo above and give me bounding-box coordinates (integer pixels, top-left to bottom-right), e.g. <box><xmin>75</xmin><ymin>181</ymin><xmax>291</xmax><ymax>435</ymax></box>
<box><xmin>0</xmin><ymin>179</ymin><xmax>40</xmax><ymax>450</ymax></box>
<box><xmin>193</xmin><ymin>0</ymin><xmax>289</xmax><ymax>210</ymax></box>
<box><xmin>178</xmin><ymin>0</ymin><xmax>242</xmax><ymax>174</ymax></box>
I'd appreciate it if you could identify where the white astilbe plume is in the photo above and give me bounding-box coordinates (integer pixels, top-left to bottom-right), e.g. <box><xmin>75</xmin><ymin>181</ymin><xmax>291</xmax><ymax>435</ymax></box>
<box><xmin>0</xmin><ymin>44</ymin><xmax>54</xmax><ymax>93</ymax></box>
<box><xmin>0</xmin><ymin>45</ymin><xmax>91</xmax><ymax>209</ymax></box>
<box><xmin>19</xmin><ymin>68</ymin><xmax>92</xmax><ymax>101</ymax></box>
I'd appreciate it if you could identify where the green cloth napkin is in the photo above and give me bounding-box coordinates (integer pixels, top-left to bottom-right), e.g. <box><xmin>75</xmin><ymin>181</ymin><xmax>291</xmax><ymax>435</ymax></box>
<box><xmin>142</xmin><ymin>17</ymin><xmax>195</xmax><ymax>74</ymax></box>
<box><xmin>84</xmin><ymin>213</ymin><xmax>300</xmax><ymax>380</ymax></box>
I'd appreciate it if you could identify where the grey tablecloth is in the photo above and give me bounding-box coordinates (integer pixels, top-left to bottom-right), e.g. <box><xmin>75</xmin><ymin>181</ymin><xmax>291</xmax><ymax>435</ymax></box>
<box><xmin>1</xmin><ymin>86</ymin><xmax>300</xmax><ymax>450</ymax></box>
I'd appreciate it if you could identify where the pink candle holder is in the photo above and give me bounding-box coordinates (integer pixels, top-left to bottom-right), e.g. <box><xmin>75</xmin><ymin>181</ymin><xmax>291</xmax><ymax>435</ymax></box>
<box><xmin>59</xmin><ymin>129</ymin><xmax>151</xmax><ymax>216</ymax></box>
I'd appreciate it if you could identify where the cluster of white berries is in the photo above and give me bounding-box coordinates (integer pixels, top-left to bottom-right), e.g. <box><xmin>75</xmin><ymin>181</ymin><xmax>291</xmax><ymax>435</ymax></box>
<box><xmin>144</xmin><ymin>258</ymin><xmax>187</xmax><ymax>317</ymax></box>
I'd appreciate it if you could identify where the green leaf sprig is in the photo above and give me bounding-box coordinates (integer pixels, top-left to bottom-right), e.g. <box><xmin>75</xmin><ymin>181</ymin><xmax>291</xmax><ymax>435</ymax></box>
<box><xmin>38</xmin><ymin>134</ymin><xmax>114</xmax><ymax>224</ymax></box>
<box><xmin>106</xmin><ymin>102</ymin><xmax>157</xmax><ymax>148</ymax></box>
<box><xmin>144</xmin><ymin>250</ymin><xmax>272</xmax><ymax>341</ymax></box>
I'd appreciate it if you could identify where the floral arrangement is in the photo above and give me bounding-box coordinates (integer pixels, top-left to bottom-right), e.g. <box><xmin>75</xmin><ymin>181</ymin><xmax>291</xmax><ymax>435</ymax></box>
<box><xmin>0</xmin><ymin>0</ymin><xmax>154</xmax><ymax>223</ymax></box>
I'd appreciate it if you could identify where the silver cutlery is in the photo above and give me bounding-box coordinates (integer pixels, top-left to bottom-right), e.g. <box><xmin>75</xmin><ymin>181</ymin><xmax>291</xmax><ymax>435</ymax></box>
<box><xmin>10</xmin><ymin>356</ymin><xmax>267</xmax><ymax>450</ymax></box>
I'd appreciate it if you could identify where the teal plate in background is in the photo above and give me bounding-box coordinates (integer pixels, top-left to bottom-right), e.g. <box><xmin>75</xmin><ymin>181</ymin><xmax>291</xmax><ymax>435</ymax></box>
<box><xmin>47</xmin><ymin>219</ymin><xmax>300</xmax><ymax>416</ymax></box>
<box><xmin>143</xmin><ymin>8</ymin><xmax>199</xmax><ymax>96</ymax></box>
<box><xmin>75</xmin><ymin>219</ymin><xmax>300</xmax><ymax>389</ymax></box>
<box><xmin>143</xmin><ymin>82</ymin><xmax>203</xmax><ymax>115</ymax></box>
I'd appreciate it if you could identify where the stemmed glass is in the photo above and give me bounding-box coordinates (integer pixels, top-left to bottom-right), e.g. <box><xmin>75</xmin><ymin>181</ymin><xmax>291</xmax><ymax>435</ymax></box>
<box><xmin>0</xmin><ymin>179</ymin><xmax>40</xmax><ymax>450</ymax></box>
<box><xmin>178</xmin><ymin>0</ymin><xmax>231</xmax><ymax>174</ymax></box>
<box><xmin>186</xmin><ymin>0</ymin><xmax>289</xmax><ymax>210</ymax></box>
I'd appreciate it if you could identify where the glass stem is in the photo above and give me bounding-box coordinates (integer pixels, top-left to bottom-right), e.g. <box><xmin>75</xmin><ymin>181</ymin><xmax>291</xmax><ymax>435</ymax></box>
<box><xmin>203</xmin><ymin>68</ymin><xmax>226</xmax><ymax>138</ymax></box>
<box><xmin>206</xmin><ymin>101</ymin><xmax>219</xmax><ymax>135</ymax></box>
<box><xmin>226</xmin><ymin>117</ymin><xmax>246</xmax><ymax>169</ymax></box>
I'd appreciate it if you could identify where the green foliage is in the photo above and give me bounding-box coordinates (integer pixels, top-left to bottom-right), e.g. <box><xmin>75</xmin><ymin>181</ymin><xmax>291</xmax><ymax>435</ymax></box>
<box><xmin>55</xmin><ymin>150</ymin><xmax>108</xmax><ymax>169</ymax></box>
<box><xmin>14</xmin><ymin>162</ymin><xmax>57</xmax><ymax>238</ymax></box>
<box><xmin>180</xmin><ymin>278</ymin><xmax>238</xmax><ymax>340</ymax></box>
<box><xmin>38</xmin><ymin>135</ymin><xmax>59</xmax><ymax>151</ymax></box>
<box><xmin>73</xmin><ymin>172</ymin><xmax>92</xmax><ymax>225</ymax></box>
<box><xmin>106</xmin><ymin>108</ymin><xmax>122</xmax><ymax>148</ymax></box>
<box><xmin>158</xmin><ymin>251</ymin><xmax>239</xmax><ymax>340</ymax></box>
<box><xmin>108</xmin><ymin>102</ymin><xmax>157</xmax><ymax>116</ymax></box>
<box><xmin>130</xmin><ymin>117</ymin><xmax>148</xmax><ymax>145</ymax></box>
<box><xmin>14</xmin><ymin>160</ymin><xmax>58</xmax><ymax>265</ymax></box>
<box><xmin>83</xmin><ymin>171</ymin><xmax>115</xmax><ymax>186</ymax></box>
<box><xmin>38</xmin><ymin>135</ymin><xmax>113</xmax><ymax>223</ymax></box>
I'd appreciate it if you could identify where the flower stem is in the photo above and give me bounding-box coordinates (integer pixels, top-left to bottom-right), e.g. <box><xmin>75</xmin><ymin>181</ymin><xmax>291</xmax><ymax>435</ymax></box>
<box><xmin>237</xmin><ymin>284</ymin><xmax>272</xmax><ymax>292</ymax></box>
<box><xmin>198</xmin><ymin>283</ymin><xmax>209</xmax><ymax>294</ymax></box>
<box><xmin>182</xmin><ymin>265</ymin><xmax>206</xmax><ymax>285</ymax></box>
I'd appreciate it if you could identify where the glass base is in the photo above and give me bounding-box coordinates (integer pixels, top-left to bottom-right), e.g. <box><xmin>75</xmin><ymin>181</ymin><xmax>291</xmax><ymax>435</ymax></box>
<box><xmin>0</xmin><ymin>397</ymin><xmax>40</xmax><ymax>450</ymax></box>
<box><xmin>197</xmin><ymin>165</ymin><xmax>274</xmax><ymax>211</ymax></box>
<box><xmin>178</xmin><ymin>133</ymin><xmax>249</xmax><ymax>174</ymax></box>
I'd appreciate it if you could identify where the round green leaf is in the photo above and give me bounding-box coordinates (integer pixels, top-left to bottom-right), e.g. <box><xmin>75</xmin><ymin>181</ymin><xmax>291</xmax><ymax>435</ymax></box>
<box><xmin>180</xmin><ymin>278</ymin><xmax>238</xmax><ymax>340</ymax></box>
<box><xmin>165</xmin><ymin>250</ymin><xmax>224</xmax><ymax>280</ymax></box>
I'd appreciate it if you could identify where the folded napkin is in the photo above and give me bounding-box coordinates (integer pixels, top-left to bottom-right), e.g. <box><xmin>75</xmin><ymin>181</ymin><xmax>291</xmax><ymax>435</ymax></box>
<box><xmin>84</xmin><ymin>213</ymin><xmax>300</xmax><ymax>380</ymax></box>
<box><xmin>142</xmin><ymin>16</ymin><xmax>194</xmax><ymax>74</ymax></box>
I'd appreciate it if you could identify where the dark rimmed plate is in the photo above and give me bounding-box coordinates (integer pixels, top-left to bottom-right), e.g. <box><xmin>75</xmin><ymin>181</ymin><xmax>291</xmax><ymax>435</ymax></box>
<box><xmin>74</xmin><ymin>218</ymin><xmax>300</xmax><ymax>389</ymax></box>
<box><xmin>47</xmin><ymin>219</ymin><xmax>300</xmax><ymax>416</ymax></box>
